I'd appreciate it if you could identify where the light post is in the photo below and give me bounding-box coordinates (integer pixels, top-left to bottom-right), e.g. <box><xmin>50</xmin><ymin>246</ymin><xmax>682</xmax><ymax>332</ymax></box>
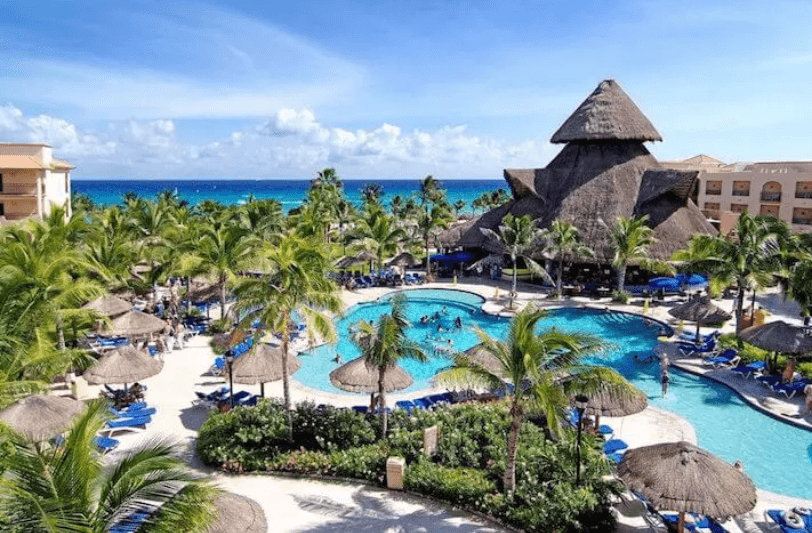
<box><xmin>574</xmin><ymin>394</ymin><xmax>589</xmax><ymax>486</ymax></box>
<box><xmin>226</xmin><ymin>350</ymin><xmax>235</xmax><ymax>408</ymax></box>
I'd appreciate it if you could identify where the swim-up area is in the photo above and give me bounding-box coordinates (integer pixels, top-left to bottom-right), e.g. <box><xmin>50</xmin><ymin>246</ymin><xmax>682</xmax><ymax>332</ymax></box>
<box><xmin>298</xmin><ymin>289</ymin><xmax>812</xmax><ymax>499</ymax></box>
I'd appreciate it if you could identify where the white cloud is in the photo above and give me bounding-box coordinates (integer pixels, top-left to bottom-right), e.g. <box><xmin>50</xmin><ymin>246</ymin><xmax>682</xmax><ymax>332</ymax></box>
<box><xmin>0</xmin><ymin>105</ymin><xmax>556</xmax><ymax>178</ymax></box>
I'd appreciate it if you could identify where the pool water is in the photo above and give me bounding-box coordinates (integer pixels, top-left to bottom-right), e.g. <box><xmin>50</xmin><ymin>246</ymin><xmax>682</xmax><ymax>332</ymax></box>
<box><xmin>297</xmin><ymin>289</ymin><xmax>812</xmax><ymax>499</ymax></box>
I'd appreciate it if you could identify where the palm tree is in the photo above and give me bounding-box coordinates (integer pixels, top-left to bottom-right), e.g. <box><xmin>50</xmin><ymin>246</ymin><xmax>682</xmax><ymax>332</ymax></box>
<box><xmin>0</xmin><ymin>400</ymin><xmax>217</xmax><ymax>532</ymax></box>
<box><xmin>436</xmin><ymin>306</ymin><xmax>632</xmax><ymax>492</ymax></box>
<box><xmin>350</xmin><ymin>295</ymin><xmax>426</xmax><ymax>437</ymax></box>
<box><xmin>542</xmin><ymin>219</ymin><xmax>593</xmax><ymax>298</ymax></box>
<box><xmin>609</xmin><ymin>215</ymin><xmax>662</xmax><ymax>294</ymax></box>
<box><xmin>179</xmin><ymin>220</ymin><xmax>259</xmax><ymax>319</ymax></box>
<box><xmin>672</xmin><ymin>212</ymin><xmax>789</xmax><ymax>334</ymax></box>
<box><xmin>418</xmin><ymin>202</ymin><xmax>454</xmax><ymax>279</ymax></box>
<box><xmin>480</xmin><ymin>214</ymin><xmax>549</xmax><ymax>308</ymax></box>
<box><xmin>351</xmin><ymin>205</ymin><xmax>406</xmax><ymax>273</ymax></box>
<box><xmin>232</xmin><ymin>235</ymin><xmax>342</xmax><ymax>437</ymax></box>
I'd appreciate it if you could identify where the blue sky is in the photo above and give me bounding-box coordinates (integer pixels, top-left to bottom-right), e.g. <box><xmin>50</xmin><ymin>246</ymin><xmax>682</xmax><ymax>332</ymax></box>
<box><xmin>1</xmin><ymin>0</ymin><xmax>811</xmax><ymax>178</ymax></box>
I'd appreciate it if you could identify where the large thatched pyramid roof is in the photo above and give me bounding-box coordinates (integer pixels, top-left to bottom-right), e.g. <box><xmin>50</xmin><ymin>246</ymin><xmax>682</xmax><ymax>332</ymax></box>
<box><xmin>438</xmin><ymin>80</ymin><xmax>715</xmax><ymax>262</ymax></box>
<box><xmin>551</xmin><ymin>79</ymin><xmax>662</xmax><ymax>143</ymax></box>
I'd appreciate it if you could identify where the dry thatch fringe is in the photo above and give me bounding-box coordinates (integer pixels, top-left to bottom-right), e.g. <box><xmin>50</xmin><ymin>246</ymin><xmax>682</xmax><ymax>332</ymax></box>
<box><xmin>83</xmin><ymin>346</ymin><xmax>163</xmax><ymax>385</ymax></box>
<box><xmin>231</xmin><ymin>344</ymin><xmax>302</xmax><ymax>385</ymax></box>
<box><xmin>740</xmin><ymin>320</ymin><xmax>812</xmax><ymax>354</ymax></box>
<box><xmin>329</xmin><ymin>355</ymin><xmax>412</xmax><ymax>394</ymax></box>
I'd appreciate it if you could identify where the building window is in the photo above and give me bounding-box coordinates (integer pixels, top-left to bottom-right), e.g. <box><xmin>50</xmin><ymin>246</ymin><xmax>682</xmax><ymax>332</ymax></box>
<box><xmin>793</xmin><ymin>208</ymin><xmax>812</xmax><ymax>225</ymax></box>
<box><xmin>795</xmin><ymin>181</ymin><xmax>812</xmax><ymax>199</ymax></box>
<box><xmin>730</xmin><ymin>204</ymin><xmax>749</xmax><ymax>213</ymax></box>
<box><xmin>705</xmin><ymin>180</ymin><xmax>722</xmax><ymax>195</ymax></box>
<box><xmin>760</xmin><ymin>204</ymin><xmax>779</xmax><ymax>217</ymax></box>
<box><xmin>702</xmin><ymin>202</ymin><xmax>720</xmax><ymax>219</ymax></box>
<box><xmin>0</xmin><ymin>173</ymin><xmax>3</xmax><ymax>193</ymax></box>
<box><xmin>760</xmin><ymin>181</ymin><xmax>781</xmax><ymax>202</ymax></box>
<box><xmin>0</xmin><ymin>202</ymin><xmax>4</xmax><ymax>216</ymax></box>
<box><xmin>732</xmin><ymin>181</ymin><xmax>750</xmax><ymax>197</ymax></box>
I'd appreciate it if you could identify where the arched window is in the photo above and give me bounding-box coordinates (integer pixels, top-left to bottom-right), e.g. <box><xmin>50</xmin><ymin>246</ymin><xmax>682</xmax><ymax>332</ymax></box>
<box><xmin>761</xmin><ymin>181</ymin><xmax>781</xmax><ymax>202</ymax></box>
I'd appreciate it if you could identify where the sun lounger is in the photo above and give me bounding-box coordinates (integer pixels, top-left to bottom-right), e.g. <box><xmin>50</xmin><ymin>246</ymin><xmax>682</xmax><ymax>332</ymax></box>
<box><xmin>678</xmin><ymin>338</ymin><xmax>718</xmax><ymax>356</ymax></box>
<box><xmin>765</xmin><ymin>509</ymin><xmax>808</xmax><ymax>532</ymax></box>
<box><xmin>603</xmin><ymin>439</ymin><xmax>629</xmax><ymax>455</ymax></box>
<box><xmin>679</xmin><ymin>330</ymin><xmax>720</xmax><ymax>343</ymax></box>
<box><xmin>110</xmin><ymin>511</ymin><xmax>151</xmax><ymax>533</ymax></box>
<box><xmin>704</xmin><ymin>350</ymin><xmax>740</xmax><ymax>369</ymax></box>
<box><xmin>104</xmin><ymin>414</ymin><xmax>153</xmax><ymax>433</ymax></box>
<box><xmin>231</xmin><ymin>391</ymin><xmax>252</xmax><ymax>405</ymax></box>
<box><xmin>413</xmin><ymin>398</ymin><xmax>434</xmax><ymax>410</ymax></box>
<box><xmin>729</xmin><ymin>360</ymin><xmax>765</xmax><ymax>378</ymax></box>
<box><xmin>771</xmin><ymin>380</ymin><xmax>811</xmax><ymax>399</ymax></box>
<box><xmin>93</xmin><ymin>435</ymin><xmax>120</xmax><ymax>454</ymax></box>
<box><xmin>756</xmin><ymin>375</ymin><xmax>782</xmax><ymax>388</ymax></box>
<box><xmin>395</xmin><ymin>400</ymin><xmax>416</xmax><ymax>413</ymax></box>
<box><xmin>352</xmin><ymin>406</ymin><xmax>368</xmax><ymax>414</ymax></box>
<box><xmin>109</xmin><ymin>405</ymin><xmax>157</xmax><ymax>418</ymax></box>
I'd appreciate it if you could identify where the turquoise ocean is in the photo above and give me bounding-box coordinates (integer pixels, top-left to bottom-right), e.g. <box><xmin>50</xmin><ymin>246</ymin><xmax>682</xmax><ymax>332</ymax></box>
<box><xmin>72</xmin><ymin>179</ymin><xmax>506</xmax><ymax>213</ymax></box>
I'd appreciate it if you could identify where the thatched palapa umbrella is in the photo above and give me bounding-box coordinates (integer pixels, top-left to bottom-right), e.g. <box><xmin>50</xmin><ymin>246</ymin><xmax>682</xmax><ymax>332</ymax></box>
<box><xmin>100</xmin><ymin>310</ymin><xmax>168</xmax><ymax>338</ymax></box>
<box><xmin>231</xmin><ymin>344</ymin><xmax>301</xmax><ymax>397</ymax></box>
<box><xmin>0</xmin><ymin>394</ymin><xmax>83</xmax><ymax>441</ymax></box>
<box><xmin>457</xmin><ymin>343</ymin><xmax>504</xmax><ymax>376</ymax></box>
<box><xmin>83</xmin><ymin>295</ymin><xmax>133</xmax><ymax>317</ymax></box>
<box><xmin>206</xmin><ymin>493</ymin><xmax>267</xmax><ymax>533</ymax></box>
<box><xmin>388</xmin><ymin>251</ymin><xmax>420</xmax><ymax>268</ymax></box>
<box><xmin>84</xmin><ymin>346</ymin><xmax>163</xmax><ymax>388</ymax></box>
<box><xmin>572</xmin><ymin>385</ymin><xmax>648</xmax><ymax>430</ymax></box>
<box><xmin>330</xmin><ymin>355</ymin><xmax>413</xmax><ymax>409</ymax></box>
<box><xmin>618</xmin><ymin>441</ymin><xmax>756</xmax><ymax>532</ymax></box>
<box><xmin>740</xmin><ymin>320</ymin><xmax>812</xmax><ymax>373</ymax></box>
<box><xmin>335</xmin><ymin>255</ymin><xmax>361</xmax><ymax>270</ymax></box>
<box><xmin>668</xmin><ymin>295</ymin><xmax>732</xmax><ymax>342</ymax></box>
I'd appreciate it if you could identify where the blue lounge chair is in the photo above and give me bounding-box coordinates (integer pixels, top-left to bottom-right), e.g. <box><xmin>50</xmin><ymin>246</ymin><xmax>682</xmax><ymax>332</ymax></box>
<box><xmin>679</xmin><ymin>330</ymin><xmax>719</xmax><ymax>344</ymax></box>
<box><xmin>603</xmin><ymin>439</ymin><xmax>629</xmax><ymax>455</ymax></box>
<box><xmin>413</xmin><ymin>398</ymin><xmax>433</xmax><ymax>410</ymax></box>
<box><xmin>231</xmin><ymin>391</ymin><xmax>252</xmax><ymax>405</ymax></box>
<box><xmin>729</xmin><ymin>360</ymin><xmax>765</xmax><ymax>378</ymax></box>
<box><xmin>105</xmin><ymin>414</ymin><xmax>152</xmax><ymax>433</ymax></box>
<box><xmin>109</xmin><ymin>405</ymin><xmax>157</xmax><ymax>418</ymax></box>
<box><xmin>771</xmin><ymin>380</ymin><xmax>810</xmax><ymax>399</ymax></box>
<box><xmin>756</xmin><ymin>375</ymin><xmax>782</xmax><ymax>388</ymax></box>
<box><xmin>352</xmin><ymin>406</ymin><xmax>368</xmax><ymax>414</ymax></box>
<box><xmin>597</xmin><ymin>424</ymin><xmax>614</xmax><ymax>437</ymax></box>
<box><xmin>395</xmin><ymin>400</ymin><xmax>416</xmax><ymax>412</ymax></box>
<box><xmin>93</xmin><ymin>435</ymin><xmax>120</xmax><ymax>454</ymax></box>
<box><xmin>765</xmin><ymin>509</ymin><xmax>807</xmax><ymax>533</ymax></box>
<box><xmin>678</xmin><ymin>337</ymin><xmax>717</xmax><ymax>356</ymax></box>
<box><xmin>704</xmin><ymin>349</ymin><xmax>740</xmax><ymax>368</ymax></box>
<box><xmin>110</xmin><ymin>511</ymin><xmax>151</xmax><ymax>533</ymax></box>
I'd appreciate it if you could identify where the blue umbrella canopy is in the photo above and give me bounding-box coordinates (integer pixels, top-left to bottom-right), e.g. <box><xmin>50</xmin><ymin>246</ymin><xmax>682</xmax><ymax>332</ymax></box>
<box><xmin>649</xmin><ymin>277</ymin><xmax>680</xmax><ymax>290</ymax></box>
<box><xmin>676</xmin><ymin>273</ymin><xmax>708</xmax><ymax>288</ymax></box>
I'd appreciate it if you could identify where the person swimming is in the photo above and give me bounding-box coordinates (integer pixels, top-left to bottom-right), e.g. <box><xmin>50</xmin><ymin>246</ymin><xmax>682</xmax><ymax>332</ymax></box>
<box><xmin>420</xmin><ymin>315</ymin><xmax>429</xmax><ymax>324</ymax></box>
<box><xmin>333</xmin><ymin>354</ymin><xmax>342</xmax><ymax>364</ymax></box>
<box><xmin>454</xmin><ymin>316</ymin><xmax>462</xmax><ymax>329</ymax></box>
<box><xmin>441</xmin><ymin>306</ymin><xmax>448</xmax><ymax>315</ymax></box>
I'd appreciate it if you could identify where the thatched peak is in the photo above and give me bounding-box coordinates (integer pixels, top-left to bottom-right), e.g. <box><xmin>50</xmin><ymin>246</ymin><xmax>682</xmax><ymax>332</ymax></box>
<box><xmin>550</xmin><ymin>80</ymin><xmax>662</xmax><ymax>144</ymax></box>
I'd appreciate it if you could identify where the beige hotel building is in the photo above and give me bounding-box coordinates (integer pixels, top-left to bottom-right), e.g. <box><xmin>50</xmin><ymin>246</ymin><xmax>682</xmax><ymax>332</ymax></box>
<box><xmin>0</xmin><ymin>143</ymin><xmax>74</xmax><ymax>222</ymax></box>
<box><xmin>665</xmin><ymin>155</ymin><xmax>812</xmax><ymax>234</ymax></box>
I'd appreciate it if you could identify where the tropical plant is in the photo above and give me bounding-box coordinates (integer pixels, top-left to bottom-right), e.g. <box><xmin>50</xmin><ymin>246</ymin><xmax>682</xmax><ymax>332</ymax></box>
<box><xmin>350</xmin><ymin>295</ymin><xmax>427</xmax><ymax>437</ymax></box>
<box><xmin>672</xmin><ymin>212</ymin><xmax>790</xmax><ymax>334</ymax></box>
<box><xmin>231</xmin><ymin>234</ymin><xmax>342</xmax><ymax>437</ymax></box>
<box><xmin>609</xmin><ymin>215</ymin><xmax>667</xmax><ymax>293</ymax></box>
<box><xmin>541</xmin><ymin>219</ymin><xmax>593</xmax><ymax>298</ymax></box>
<box><xmin>480</xmin><ymin>214</ymin><xmax>549</xmax><ymax>308</ymax></box>
<box><xmin>0</xmin><ymin>400</ymin><xmax>218</xmax><ymax>532</ymax></box>
<box><xmin>350</xmin><ymin>205</ymin><xmax>406</xmax><ymax>273</ymax></box>
<box><xmin>436</xmin><ymin>305</ymin><xmax>633</xmax><ymax>492</ymax></box>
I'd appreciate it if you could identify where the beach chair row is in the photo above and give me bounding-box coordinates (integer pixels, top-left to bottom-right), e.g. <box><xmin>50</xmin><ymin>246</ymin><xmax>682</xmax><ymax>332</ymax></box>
<box><xmin>193</xmin><ymin>387</ymin><xmax>260</xmax><ymax>409</ymax></box>
<box><xmin>393</xmin><ymin>392</ymin><xmax>455</xmax><ymax>413</ymax></box>
<box><xmin>698</xmin><ymin>347</ymin><xmax>812</xmax><ymax>399</ymax></box>
<box><xmin>764</xmin><ymin>506</ymin><xmax>812</xmax><ymax>532</ymax></box>
<box><xmin>630</xmin><ymin>491</ymin><xmax>731</xmax><ymax>532</ymax></box>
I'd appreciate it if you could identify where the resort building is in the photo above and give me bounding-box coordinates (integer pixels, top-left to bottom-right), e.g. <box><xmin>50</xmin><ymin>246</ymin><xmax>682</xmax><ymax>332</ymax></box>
<box><xmin>663</xmin><ymin>156</ymin><xmax>812</xmax><ymax>234</ymax></box>
<box><xmin>0</xmin><ymin>143</ymin><xmax>73</xmax><ymax>222</ymax></box>
<box><xmin>440</xmin><ymin>79</ymin><xmax>715</xmax><ymax>271</ymax></box>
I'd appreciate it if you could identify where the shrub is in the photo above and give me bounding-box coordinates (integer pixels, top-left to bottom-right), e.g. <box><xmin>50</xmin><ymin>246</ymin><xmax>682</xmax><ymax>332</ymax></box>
<box><xmin>328</xmin><ymin>443</ymin><xmax>390</xmax><ymax>484</ymax></box>
<box><xmin>404</xmin><ymin>460</ymin><xmax>496</xmax><ymax>508</ymax></box>
<box><xmin>209</xmin><ymin>318</ymin><xmax>231</xmax><ymax>334</ymax></box>
<box><xmin>196</xmin><ymin>399</ymin><xmax>291</xmax><ymax>470</ymax></box>
<box><xmin>292</xmin><ymin>402</ymin><xmax>376</xmax><ymax>452</ymax></box>
<box><xmin>611</xmin><ymin>290</ymin><xmax>630</xmax><ymax>304</ymax></box>
<box><xmin>269</xmin><ymin>450</ymin><xmax>332</xmax><ymax>475</ymax></box>
<box><xmin>717</xmin><ymin>333</ymin><xmax>769</xmax><ymax>364</ymax></box>
<box><xmin>796</xmin><ymin>361</ymin><xmax>812</xmax><ymax>380</ymax></box>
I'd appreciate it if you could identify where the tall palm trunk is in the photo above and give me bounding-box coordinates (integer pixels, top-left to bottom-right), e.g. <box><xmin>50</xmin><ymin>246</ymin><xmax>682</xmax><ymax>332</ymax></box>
<box><xmin>219</xmin><ymin>272</ymin><xmax>228</xmax><ymax>322</ymax></box>
<box><xmin>510</xmin><ymin>253</ymin><xmax>518</xmax><ymax>308</ymax></box>
<box><xmin>616</xmin><ymin>264</ymin><xmax>627</xmax><ymax>293</ymax></box>
<box><xmin>425</xmin><ymin>234</ymin><xmax>431</xmax><ymax>278</ymax></box>
<box><xmin>378</xmin><ymin>366</ymin><xmax>388</xmax><ymax>437</ymax></box>
<box><xmin>504</xmin><ymin>399</ymin><xmax>523</xmax><ymax>492</ymax></box>
<box><xmin>556</xmin><ymin>258</ymin><xmax>564</xmax><ymax>299</ymax></box>
<box><xmin>735</xmin><ymin>283</ymin><xmax>746</xmax><ymax>335</ymax></box>
<box><xmin>57</xmin><ymin>314</ymin><xmax>66</xmax><ymax>352</ymax></box>
<box><xmin>281</xmin><ymin>320</ymin><xmax>293</xmax><ymax>441</ymax></box>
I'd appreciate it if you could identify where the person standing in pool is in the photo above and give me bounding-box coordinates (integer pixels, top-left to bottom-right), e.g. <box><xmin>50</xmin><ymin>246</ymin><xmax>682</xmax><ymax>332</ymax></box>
<box><xmin>659</xmin><ymin>351</ymin><xmax>669</xmax><ymax>396</ymax></box>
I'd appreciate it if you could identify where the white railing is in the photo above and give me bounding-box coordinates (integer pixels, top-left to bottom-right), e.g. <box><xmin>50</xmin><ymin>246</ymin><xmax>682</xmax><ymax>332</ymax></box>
<box><xmin>0</xmin><ymin>183</ymin><xmax>37</xmax><ymax>195</ymax></box>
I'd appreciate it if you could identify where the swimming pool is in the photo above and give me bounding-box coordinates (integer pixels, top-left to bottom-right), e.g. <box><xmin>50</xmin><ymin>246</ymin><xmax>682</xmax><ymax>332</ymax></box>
<box><xmin>297</xmin><ymin>289</ymin><xmax>812</xmax><ymax>499</ymax></box>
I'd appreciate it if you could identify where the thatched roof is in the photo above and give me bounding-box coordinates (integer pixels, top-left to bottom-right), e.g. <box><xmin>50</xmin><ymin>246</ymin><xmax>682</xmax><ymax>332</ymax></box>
<box><xmin>100</xmin><ymin>310</ymin><xmax>169</xmax><ymax>337</ymax></box>
<box><xmin>617</xmin><ymin>441</ymin><xmax>756</xmax><ymax>520</ymax></box>
<box><xmin>82</xmin><ymin>295</ymin><xmax>132</xmax><ymax>317</ymax></box>
<box><xmin>207</xmin><ymin>493</ymin><xmax>267</xmax><ymax>533</ymax></box>
<box><xmin>388</xmin><ymin>251</ymin><xmax>420</xmax><ymax>268</ymax></box>
<box><xmin>668</xmin><ymin>296</ymin><xmax>732</xmax><ymax>325</ymax></box>
<box><xmin>441</xmin><ymin>80</ymin><xmax>716</xmax><ymax>262</ymax></box>
<box><xmin>329</xmin><ymin>355</ymin><xmax>412</xmax><ymax>394</ymax></box>
<box><xmin>83</xmin><ymin>346</ymin><xmax>163</xmax><ymax>385</ymax></box>
<box><xmin>740</xmin><ymin>320</ymin><xmax>812</xmax><ymax>354</ymax></box>
<box><xmin>574</xmin><ymin>387</ymin><xmax>648</xmax><ymax>417</ymax></box>
<box><xmin>0</xmin><ymin>395</ymin><xmax>83</xmax><ymax>441</ymax></box>
<box><xmin>186</xmin><ymin>283</ymin><xmax>221</xmax><ymax>304</ymax></box>
<box><xmin>231</xmin><ymin>344</ymin><xmax>301</xmax><ymax>385</ymax></box>
<box><xmin>550</xmin><ymin>79</ymin><xmax>662</xmax><ymax>143</ymax></box>
<box><xmin>458</xmin><ymin>344</ymin><xmax>505</xmax><ymax>375</ymax></box>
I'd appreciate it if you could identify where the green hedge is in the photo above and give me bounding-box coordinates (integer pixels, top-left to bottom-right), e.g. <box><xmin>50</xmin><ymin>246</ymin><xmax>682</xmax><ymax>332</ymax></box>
<box><xmin>196</xmin><ymin>401</ymin><xmax>620</xmax><ymax>532</ymax></box>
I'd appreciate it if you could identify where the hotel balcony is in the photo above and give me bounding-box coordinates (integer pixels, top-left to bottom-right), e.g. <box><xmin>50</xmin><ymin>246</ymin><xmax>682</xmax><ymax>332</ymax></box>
<box><xmin>796</xmin><ymin>191</ymin><xmax>812</xmax><ymax>199</ymax></box>
<box><xmin>732</xmin><ymin>190</ymin><xmax>750</xmax><ymax>197</ymax></box>
<box><xmin>705</xmin><ymin>189</ymin><xmax>721</xmax><ymax>196</ymax></box>
<box><xmin>792</xmin><ymin>217</ymin><xmax>812</xmax><ymax>226</ymax></box>
<box><xmin>0</xmin><ymin>183</ymin><xmax>38</xmax><ymax>196</ymax></box>
<box><xmin>760</xmin><ymin>191</ymin><xmax>781</xmax><ymax>202</ymax></box>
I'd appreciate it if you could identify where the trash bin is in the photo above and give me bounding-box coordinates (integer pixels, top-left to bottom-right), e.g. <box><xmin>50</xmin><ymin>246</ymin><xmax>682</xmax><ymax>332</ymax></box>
<box><xmin>386</xmin><ymin>457</ymin><xmax>405</xmax><ymax>490</ymax></box>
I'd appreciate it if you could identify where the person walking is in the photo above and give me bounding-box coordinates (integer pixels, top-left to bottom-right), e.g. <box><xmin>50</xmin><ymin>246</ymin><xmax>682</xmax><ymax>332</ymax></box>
<box><xmin>659</xmin><ymin>351</ymin><xmax>670</xmax><ymax>397</ymax></box>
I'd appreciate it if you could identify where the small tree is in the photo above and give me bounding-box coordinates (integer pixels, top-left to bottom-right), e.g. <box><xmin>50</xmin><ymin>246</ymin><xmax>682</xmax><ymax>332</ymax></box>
<box><xmin>542</xmin><ymin>219</ymin><xmax>593</xmax><ymax>298</ymax></box>
<box><xmin>609</xmin><ymin>215</ymin><xmax>665</xmax><ymax>293</ymax></box>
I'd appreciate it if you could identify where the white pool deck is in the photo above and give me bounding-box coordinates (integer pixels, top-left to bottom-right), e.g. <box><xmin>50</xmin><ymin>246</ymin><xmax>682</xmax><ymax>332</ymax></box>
<box><xmin>74</xmin><ymin>277</ymin><xmax>812</xmax><ymax>532</ymax></box>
